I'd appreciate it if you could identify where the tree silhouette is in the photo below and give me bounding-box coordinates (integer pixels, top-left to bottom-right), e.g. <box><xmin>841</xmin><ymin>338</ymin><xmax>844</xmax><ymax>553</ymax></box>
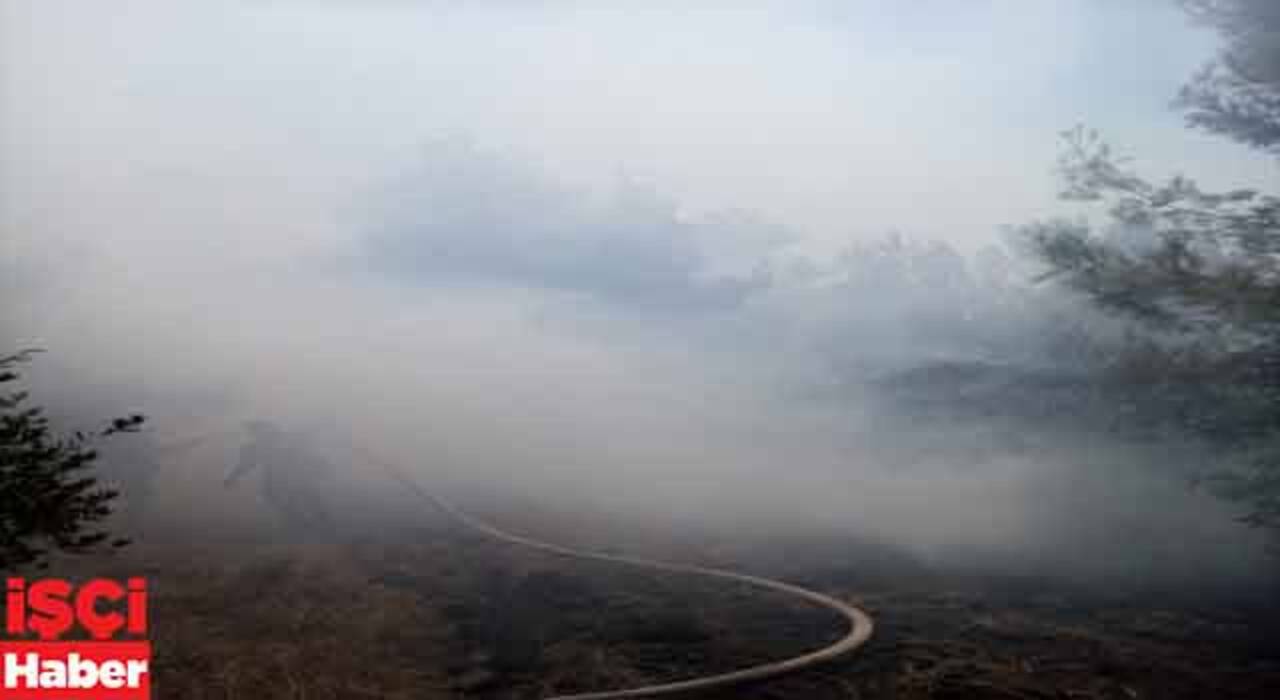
<box><xmin>1</xmin><ymin>350</ymin><xmax>144</xmax><ymax>570</ymax></box>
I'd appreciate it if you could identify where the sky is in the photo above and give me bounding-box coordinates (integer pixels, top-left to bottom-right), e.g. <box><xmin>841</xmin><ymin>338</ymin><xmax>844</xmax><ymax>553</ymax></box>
<box><xmin>2</xmin><ymin>1</ymin><xmax>1276</xmax><ymax>590</ymax></box>
<box><xmin>2</xmin><ymin>1</ymin><xmax>1273</xmax><ymax>258</ymax></box>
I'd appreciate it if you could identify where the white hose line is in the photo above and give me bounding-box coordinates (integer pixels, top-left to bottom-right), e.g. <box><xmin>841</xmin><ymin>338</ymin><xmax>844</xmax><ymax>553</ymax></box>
<box><xmin>379</xmin><ymin>461</ymin><xmax>875</xmax><ymax>699</ymax></box>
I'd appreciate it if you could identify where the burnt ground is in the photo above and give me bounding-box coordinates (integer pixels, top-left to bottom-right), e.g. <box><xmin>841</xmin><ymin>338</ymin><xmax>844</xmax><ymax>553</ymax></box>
<box><xmin>62</xmin><ymin>498</ymin><xmax>1280</xmax><ymax>700</ymax></box>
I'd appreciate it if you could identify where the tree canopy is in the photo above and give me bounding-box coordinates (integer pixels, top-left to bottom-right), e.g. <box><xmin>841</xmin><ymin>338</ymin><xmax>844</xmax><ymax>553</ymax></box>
<box><xmin>1178</xmin><ymin>0</ymin><xmax>1280</xmax><ymax>153</ymax></box>
<box><xmin>0</xmin><ymin>350</ymin><xmax>144</xmax><ymax>570</ymax></box>
<box><xmin>1016</xmin><ymin>0</ymin><xmax>1279</xmax><ymax>527</ymax></box>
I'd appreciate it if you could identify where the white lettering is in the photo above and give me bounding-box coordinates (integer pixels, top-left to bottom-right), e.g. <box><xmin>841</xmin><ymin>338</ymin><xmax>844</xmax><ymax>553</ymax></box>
<box><xmin>98</xmin><ymin>659</ymin><xmax>126</xmax><ymax>689</ymax></box>
<box><xmin>127</xmin><ymin>659</ymin><xmax>148</xmax><ymax>687</ymax></box>
<box><xmin>38</xmin><ymin>659</ymin><xmax>66</xmax><ymax>688</ymax></box>
<box><xmin>68</xmin><ymin>653</ymin><xmax>97</xmax><ymax>688</ymax></box>
<box><xmin>4</xmin><ymin>652</ymin><xmax>39</xmax><ymax>688</ymax></box>
<box><xmin>1</xmin><ymin>651</ymin><xmax>147</xmax><ymax>689</ymax></box>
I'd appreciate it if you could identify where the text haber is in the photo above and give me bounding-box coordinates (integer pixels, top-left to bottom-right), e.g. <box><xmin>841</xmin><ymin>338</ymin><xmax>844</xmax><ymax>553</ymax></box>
<box><xmin>2</xmin><ymin>578</ymin><xmax>151</xmax><ymax>699</ymax></box>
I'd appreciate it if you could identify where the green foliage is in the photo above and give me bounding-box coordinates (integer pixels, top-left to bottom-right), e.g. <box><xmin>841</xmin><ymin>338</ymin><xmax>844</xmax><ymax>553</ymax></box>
<box><xmin>1015</xmin><ymin>0</ymin><xmax>1279</xmax><ymax>526</ymax></box>
<box><xmin>1027</xmin><ymin>127</ymin><xmax>1280</xmax><ymax>338</ymax></box>
<box><xmin>1019</xmin><ymin>127</ymin><xmax>1280</xmax><ymax>526</ymax></box>
<box><xmin>0</xmin><ymin>350</ymin><xmax>144</xmax><ymax>570</ymax></box>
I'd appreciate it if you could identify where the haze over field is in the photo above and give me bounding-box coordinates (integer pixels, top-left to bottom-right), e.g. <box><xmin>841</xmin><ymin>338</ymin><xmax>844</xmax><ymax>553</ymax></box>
<box><xmin>3</xmin><ymin>1</ymin><xmax>1276</xmax><ymax>597</ymax></box>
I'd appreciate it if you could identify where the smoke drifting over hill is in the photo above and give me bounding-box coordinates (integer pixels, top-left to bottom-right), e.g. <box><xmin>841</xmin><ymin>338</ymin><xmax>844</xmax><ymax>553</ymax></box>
<box><xmin>3</xmin><ymin>1</ymin><xmax>1275</xmax><ymax>598</ymax></box>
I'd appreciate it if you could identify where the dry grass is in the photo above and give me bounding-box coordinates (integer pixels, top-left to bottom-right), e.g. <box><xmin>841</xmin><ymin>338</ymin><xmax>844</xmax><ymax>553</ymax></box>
<box><xmin>50</xmin><ymin>502</ymin><xmax>1280</xmax><ymax>700</ymax></box>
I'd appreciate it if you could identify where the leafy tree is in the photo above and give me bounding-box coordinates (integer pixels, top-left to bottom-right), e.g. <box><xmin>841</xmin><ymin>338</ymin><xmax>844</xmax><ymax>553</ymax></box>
<box><xmin>1020</xmin><ymin>104</ymin><xmax>1277</xmax><ymax>528</ymax></box>
<box><xmin>1026</xmin><ymin>127</ymin><xmax>1278</xmax><ymax>340</ymax></box>
<box><xmin>1025</xmin><ymin>127</ymin><xmax>1278</xmax><ymax>410</ymax></box>
<box><xmin>1</xmin><ymin>350</ymin><xmax>144</xmax><ymax>570</ymax></box>
<box><xmin>1010</xmin><ymin>0</ymin><xmax>1280</xmax><ymax>527</ymax></box>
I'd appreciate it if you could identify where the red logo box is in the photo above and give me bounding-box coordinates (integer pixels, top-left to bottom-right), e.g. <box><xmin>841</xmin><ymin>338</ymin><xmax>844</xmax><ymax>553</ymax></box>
<box><xmin>0</xmin><ymin>642</ymin><xmax>150</xmax><ymax>699</ymax></box>
<box><xmin>3</xmin><ymin>579</ymin><xmax>149</xmax><ymax>700</ymax></box>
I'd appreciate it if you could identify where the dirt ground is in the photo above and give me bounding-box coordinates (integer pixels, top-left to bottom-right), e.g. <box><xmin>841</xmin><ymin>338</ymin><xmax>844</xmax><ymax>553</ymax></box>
<box><xmin>60</xmin><ymin>497</ymin><xmax>1280</xmax><ymax>700</ymax></box>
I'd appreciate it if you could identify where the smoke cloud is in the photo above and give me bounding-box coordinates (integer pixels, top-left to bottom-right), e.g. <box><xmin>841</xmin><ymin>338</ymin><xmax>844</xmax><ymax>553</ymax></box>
<box><xmin>3</xmin><ymin>0</ymin><xmax>1275</xmax><ymax>597</ymax></box>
